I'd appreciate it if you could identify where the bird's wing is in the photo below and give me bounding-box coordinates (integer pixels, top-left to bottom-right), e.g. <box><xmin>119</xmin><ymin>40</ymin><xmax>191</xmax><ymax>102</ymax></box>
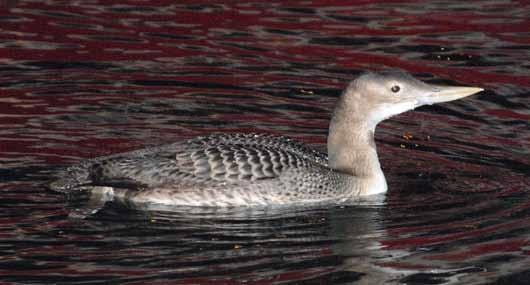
<box><xmin>173</xmin><ymin>133</ymin><xmax>328</xmax><ymax>183</ymax></box>
<box><xmin>173</xmin><ymin>143</ymin><xmax>305</xmax><ymax>184</ymax></box>
<box><xmin>51</xmin><ymin>133</ymin><xmax>328</xmax><ymax>191</ymax></box>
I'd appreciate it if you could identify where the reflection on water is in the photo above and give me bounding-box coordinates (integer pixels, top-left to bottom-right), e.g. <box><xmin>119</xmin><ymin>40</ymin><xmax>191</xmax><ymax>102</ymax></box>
<box><xmin>0</xmin><ymin>1</ymin><xmax>529</xmax><ymax>284</ymax></box>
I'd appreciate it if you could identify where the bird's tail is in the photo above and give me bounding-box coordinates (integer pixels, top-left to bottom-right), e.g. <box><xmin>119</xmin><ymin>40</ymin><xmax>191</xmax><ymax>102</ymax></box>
<box><xmin>47</xmin><ymin>163</ymin><xmax>93</xmax><ymax>193</ymax></box>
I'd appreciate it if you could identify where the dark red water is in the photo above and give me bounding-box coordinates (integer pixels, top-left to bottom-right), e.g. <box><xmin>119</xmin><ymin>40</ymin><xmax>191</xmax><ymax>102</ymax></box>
<box><xmin>1</xmin><ymin>1</ymin><xmax>529</xmax><ymax>284</ymax></box>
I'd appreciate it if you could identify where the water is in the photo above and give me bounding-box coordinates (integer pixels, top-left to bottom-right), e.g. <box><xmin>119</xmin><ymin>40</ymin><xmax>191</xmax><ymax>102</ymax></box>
<box><xmin>1</xmin><ymin>1</ymin><xmax>529</xmax><ymax>284</ymax></box>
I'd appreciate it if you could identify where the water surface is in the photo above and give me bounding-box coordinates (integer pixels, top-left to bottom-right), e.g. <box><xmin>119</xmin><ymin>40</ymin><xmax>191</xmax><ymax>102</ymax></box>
<box><xmin>1</xmin><ymin>1</ymin><xmax>529</xmax><ymax>284</ymax></box>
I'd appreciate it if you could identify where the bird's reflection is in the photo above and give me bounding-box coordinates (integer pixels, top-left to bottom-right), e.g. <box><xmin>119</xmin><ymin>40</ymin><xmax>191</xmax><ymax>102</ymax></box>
<box><xmin>68</xmin><ymin>199</ymin><xmax>396</xmax><ymax>283</ymax></box>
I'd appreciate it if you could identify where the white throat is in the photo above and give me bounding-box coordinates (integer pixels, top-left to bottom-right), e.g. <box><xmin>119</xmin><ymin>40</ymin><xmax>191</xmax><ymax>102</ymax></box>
<box><xmin>327</xmin><ymin>97</ymin><xmax>389</xmax><ymax>196</ymax></box>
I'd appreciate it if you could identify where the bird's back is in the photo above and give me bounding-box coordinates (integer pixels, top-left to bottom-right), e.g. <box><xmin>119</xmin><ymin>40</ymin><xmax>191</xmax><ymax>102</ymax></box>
<box><xmin>49</xmin><ymin>133</ymin><xmax>334</xmax><ymax>204</ymax></box>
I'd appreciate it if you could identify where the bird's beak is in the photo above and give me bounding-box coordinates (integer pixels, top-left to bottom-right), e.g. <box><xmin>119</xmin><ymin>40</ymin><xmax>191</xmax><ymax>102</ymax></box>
<box><xmin>417</xmin><ymin>86</ymin><xmax>483</xmax><ymax>106</ymax></box>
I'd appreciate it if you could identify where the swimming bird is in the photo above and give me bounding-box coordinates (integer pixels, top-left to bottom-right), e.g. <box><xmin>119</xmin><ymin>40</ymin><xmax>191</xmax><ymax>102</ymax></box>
<box><xmin>49</xmin><ymin>71</ymin><xmax>483</xmax><ymax>208</ymax></box>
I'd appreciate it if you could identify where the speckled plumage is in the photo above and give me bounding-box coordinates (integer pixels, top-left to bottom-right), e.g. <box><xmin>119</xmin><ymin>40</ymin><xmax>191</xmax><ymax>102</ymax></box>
<box><xmin>50</xmin><ymin>133</ymin><xmax>359</xmax><ymax>207</ymax></box>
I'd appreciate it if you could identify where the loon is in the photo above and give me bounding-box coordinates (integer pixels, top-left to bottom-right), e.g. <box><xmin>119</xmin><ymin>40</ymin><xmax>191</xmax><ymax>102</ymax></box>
<box><xmin>49</xmin><ymin>71</ymin><xmax>483</xmax><ymax>208</ymax></box>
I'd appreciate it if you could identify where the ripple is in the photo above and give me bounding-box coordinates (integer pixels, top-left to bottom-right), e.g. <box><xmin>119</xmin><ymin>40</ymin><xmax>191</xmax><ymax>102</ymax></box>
<box><xmin>0</xmin><ymin>1</ymin><xmax>529</xmax><ymax>284</ymax></box>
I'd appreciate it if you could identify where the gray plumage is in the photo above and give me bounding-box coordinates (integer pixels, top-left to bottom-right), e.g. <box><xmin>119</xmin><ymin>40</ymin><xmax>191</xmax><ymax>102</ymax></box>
<box><xmin>50</xmin><ymin>133</ymin><xmax>358</xmax><ymax>207</ymax></box>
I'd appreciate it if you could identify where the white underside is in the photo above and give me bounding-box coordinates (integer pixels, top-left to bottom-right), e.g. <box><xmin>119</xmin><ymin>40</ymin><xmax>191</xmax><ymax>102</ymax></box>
<box><xmin>359</xmin><ymin>174</ymin><xmax>388</xmax><ymax>196</ymax></box>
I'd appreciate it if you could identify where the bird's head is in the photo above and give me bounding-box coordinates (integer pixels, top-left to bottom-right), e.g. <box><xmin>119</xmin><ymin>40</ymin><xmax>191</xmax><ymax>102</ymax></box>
<box><xmin>341</xmin><ymin>71</ymin><xmax>483</xmax><ymax>126</ymax></box>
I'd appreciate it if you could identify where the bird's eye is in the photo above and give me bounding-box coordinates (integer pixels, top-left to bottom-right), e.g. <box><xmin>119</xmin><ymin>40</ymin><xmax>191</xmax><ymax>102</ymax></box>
<box><xmin>391</xmin><ymin>85</ymin><xmax>400</xmax><ymax>93</ymax></box>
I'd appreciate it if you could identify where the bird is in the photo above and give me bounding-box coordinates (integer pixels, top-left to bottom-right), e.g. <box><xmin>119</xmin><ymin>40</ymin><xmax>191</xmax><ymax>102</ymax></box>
<box><xmin>48</xmin><ymin>71</ymin><xmax>483</xmax><ymax>209</ymax></box>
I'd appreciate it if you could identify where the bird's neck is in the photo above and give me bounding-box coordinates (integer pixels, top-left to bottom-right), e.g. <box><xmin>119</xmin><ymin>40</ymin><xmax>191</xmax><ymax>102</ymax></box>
<box><xmin>327</xmin><ymin>94</ymin><xmax>387</xmax><ymax>195</ymax></box>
